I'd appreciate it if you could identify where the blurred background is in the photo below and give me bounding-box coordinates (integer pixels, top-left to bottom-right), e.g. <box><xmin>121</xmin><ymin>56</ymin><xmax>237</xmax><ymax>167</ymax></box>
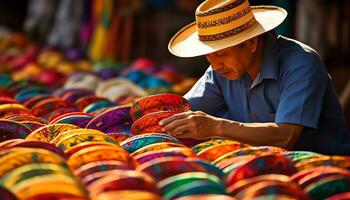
<box><xmin>0</xmin><ymin>0</ymin><xmax>349</xmax><ymax>126</ymax></box>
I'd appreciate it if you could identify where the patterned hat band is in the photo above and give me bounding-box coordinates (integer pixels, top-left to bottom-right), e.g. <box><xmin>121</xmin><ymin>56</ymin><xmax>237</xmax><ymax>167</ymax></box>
<box><xmin>195</xmin><ymin>0</ymin><xmax>257</xmax><ymax>41</ymax></box>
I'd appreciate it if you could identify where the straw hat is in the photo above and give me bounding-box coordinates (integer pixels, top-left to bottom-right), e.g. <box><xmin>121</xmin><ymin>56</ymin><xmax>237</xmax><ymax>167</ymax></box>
<box><xmin>95</xmin><ymin>78</ymin><xmax>147</xmax><ymax>102</ymax></box>
<box><xmin>168</xmin><ymin>0</ymin><xmax>287</xmax><ymax>57</ymax></box>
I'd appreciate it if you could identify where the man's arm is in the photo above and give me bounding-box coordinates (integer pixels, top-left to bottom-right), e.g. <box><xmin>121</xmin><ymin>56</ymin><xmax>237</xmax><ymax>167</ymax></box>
<box><xmin>159</xmin><ymin>111</ymin><xmax>303</xmax><ymax>150</ymax></box>
<box><xmin>215</xmin><ymin>118</ymin><xmax>303</xmax><ymax>149</ymax></box>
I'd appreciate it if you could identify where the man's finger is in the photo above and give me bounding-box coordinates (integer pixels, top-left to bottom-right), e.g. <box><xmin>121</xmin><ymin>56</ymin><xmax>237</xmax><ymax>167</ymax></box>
<box><xmin>162</xmin><ymin>118</ymin><xmax>189</xmax><ymax>132</ymax></box>
<box><xmin>174</xmin><ymin>131</ymin><xmax>194</xmax><ymax>138</ymax></box>
<box><xmin>159</xmin><ymin>111</ymin><xmax>191</xmax><ymax>126</ymax></box>
<box><xmin>168</xmin><ymin>124</ymin><xmax>192</xmax><ymax>136</ymax></box>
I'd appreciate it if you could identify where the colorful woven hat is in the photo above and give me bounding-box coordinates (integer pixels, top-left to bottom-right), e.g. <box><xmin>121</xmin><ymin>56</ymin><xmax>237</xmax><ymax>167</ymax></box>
<box><xmin>86</xmin><ymin>106</ymin><xmax>132</xmax><ymax>134</ymax></box>
<box><xmin>50</xmin><ymin>128</ymin><xmax>105</xmax><ymax>145</ymax></box>
<box><xmin>185</xmin><ymin>158</ymin><xmax>225</xmax><ymax>179</ymax></box>
<box><xmin>1</xmin><ymin>163</ymin><xmax>73</xmax><ymax>189</ymax></box>
<box><xmin>192</xmin><ymin>138</ymin><xmax>236</xmax><ymax>154</ymax></box>
<box><xmin>0</xmin><ymin>97</ymin><xmax>17</xmax><ymax>104</ymax></box>
<box><xmin>0</xmin><ymin>88</ymin><xmax>14</xmax><ymax>99</ymax></box>
<box><xmin>212</xmin><ymin>146</ymin><xmax>287</xmax><ymax>165</ymax></box>
<box><xmin>26</xmin><ymin>124</ymin><xmax>79</xmax><ymax>142</ymax></box>
<box><xmin>120</xmin><ymin>133</ymin><xmax>182</xmax><ymax>153</ymax></box>
<box><xmin>74</xmin><ymin>160</ymin><xmax>133</xmax><ymax>179</ymax></box>
<box><xmin>47</xmin><ymin>107</ymin><xmax>80</xmax><ymax>122</ymax></box>
<box><xmin>197</xmin><ymin>142</ymin><xmax>249</xmax><ymax>161</ymax></box>
<box><xmin>227</xmin><ymin>154</ymin><xmax>297</xmax><ymax>186</ymax></box>
<box><xmin>3</xmin><ymin>113</ymin><xmax>45</xmax><ymax>124</ymax></box>
<box><xmin>83</xmin><ymin>100</ymin><xmax>116</xmax><ymax>114</ymax></box>
<box><xmin>138</xmin><ymin>77</ymin><xmax>171</xmax><ymax>90</ymax></box>
<box><xmin>0</xmin><ymin>104</ymin><xmax>31</xmax><ymax>117</ymax></box>
<box><xmin>0</xmin><ymin>119</ymin><xmax>32</xmax><ymax>141</ymax></box>
<box><xmin>131</xmin><ymin>142</ymin><xmax>186</xmax><ymax>157</ymax></box>
<box><xmin>158</xmin><ymin>172</ymin><xmax>223</xmax><ymax>196</ymax></box>
<box><xmin>134</xmin><ymin>147</ymin><xmax>196</xmax><ymax>164</ymax></box>
<box><xmin>291</xmin><ymin>166</ymin><xmax>350</xmax><ymax>184</ymax></box>
<box><xmin>81</xmin><ymin>170</ymin><xmax>129</xmax><ymax>186</ymax></box>
<box><xmin>130</xmin><ymin>93</ymin><xmax>190</xmax><ymax>121</ymax></box>
<box><xmin>137</xmin><ymin>157</ymin><xmax>212</xmax><ymax>181</ymax></box>
<box><xmin>14</xmin><ymin>86</ymin><xmax>51</xmax><ymax>103</ymax></box>
<box><xmin>87</xmin><ymin>171</ymin><xmax>158</xmax><ymax>197</ymax></box>
<box><xmin>65</xmin><ymin>142</ymin><xmax>119</xmax><ymax>158</ymax></box>
<box><xmin>51</xmin><ymin>114</ymin><xmax>93</xmax><ymax>128</ymax></box>
<box><xmin>56</xmin><ymin>132</ymin><xmax>116</xmax><ymax>153</ymax></box>
<box><xmin>130</xmin><ymin>58</ymin><xmax>156</xmax><ymax>73</ymax></box>
<box><xmin>162</xmin><ymin>179</ymin><xmax>227</xmax><ymax>200</ymax></box>
<box><xmin>0</xmin><ymin>74</ymin><xmax>13</xmax><ymax>87</ymax></box>
<box><xmin>215</xmin><ymin>155</ymin><xmax>257</xmax><ymax>170</ymax></box>
<box><xmin>282</xmin><ymin>151</ymin><xmax>321</xmax><ymax>163</ymax></box>
<box><xmin>131</xmin><ymin>111</ymin><xmax>179</xmax><ymax>135</ymax></box>
<box><xmin>22</xmin><ymin>94</ymin><xmax>55</xmax><ymax>109</ymax></box>
<box><xmin>298</xmin><ymin>170</ymin><xmax>350</xmax><ymax>189</ymax></box>
<box><xmin>0</xmin><ymin>148</ymin><xmax>66</xmax><ymax>178</ymax></box>
<box><xmin>0</xmin><ymin>139</ymin><xmax>26</xmax><ymax>149</ymax></box>
<box><xmin>31</xmin><ymin>98</ymin><xmax>70</xmax><ymax>118</ymax></box>
<box><xmin>20</xmin><ymin>121</ymin><xmax>45</xmax><ymax>131</ymax></box>
<box><xmin>35</xmin><ymin>69</ymin><xmax>65</xmax><ymax>86</ymax></box>
<box><xmin>295</xmin><ymin>156</ymin><xmax>350</xmax><ymax>171</ymax></box>
<box><xmin>67</xmin><ymin>145</ymin><xmax>134</xmax><ymax>170</ymax></box>
<box><xmin>304</xmin><ymin>175</ymin><xmax>350</xmax><ymax>200</ymax></box>
<box><xmin>238</xmin><ymin>180</ymin><xmax>309</xmax><ymax>200</ymax></box>
<box><xmin>106</xmin><ymin>133</ymin><xmax>131</xmax><ymax>143</ymax></box>
<box><xmin>122</xmin><ymin>70</ymin><xmax>148</xmax><ymax>83</ymax></box>
<box><xmin>6</xmin><ymin>141</ymin><xmax>66</xmax><ymax>158</ymax></box>
<box><xmin>8</xmin><ymin>174</ymin><xmax>88</xmax><ymax>199</ymax></box>
<box><xmin>74</xmin><ymin>95</ymin><xmax>107</xmax><ymax>111</ymax></box>
<box><xmin>227</xmin><ymin>174</ymin><xmax>292</xmax><ymax>196</ymax></box>
<box><xmin>326</xmin><ymin>192</ymin><xmax>350</xmax><ymax>200</ymax></box>
<box><xmin>173</xmin><ymin>194</ymin><xmax>236</xmax><ymax>200</ymax></box>
<box><xmin>49</xmin><ymin>112</ymin><xmax>92</xmax><ymax>124</ymax></box>
<box><xmin>93</xmin><ymin>190</ymin><xmax>162</xmax><ymax>200</ymax></box>
<box><xmin>61</xmin><ymin>89</ymin><xmax>94</xmax><ymax>105</ymax></box>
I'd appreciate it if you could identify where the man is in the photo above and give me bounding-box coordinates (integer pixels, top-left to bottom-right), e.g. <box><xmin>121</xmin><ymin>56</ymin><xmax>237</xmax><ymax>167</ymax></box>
<box><xmin>159</xmin><ymin>0</ymin><xmax>350</xmax><ymax>155</ymax></box>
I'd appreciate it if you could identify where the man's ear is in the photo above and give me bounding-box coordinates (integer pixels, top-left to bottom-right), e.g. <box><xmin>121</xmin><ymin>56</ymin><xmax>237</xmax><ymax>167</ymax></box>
<box><xmin>247</xmin><ymin>37</ymin><xmax>258</xmax><ymax>53</ymax></box>
<box><xmin>241</xmin><ymin>37</ymin><xmax>258</xmax><ymax>53</ymax></box>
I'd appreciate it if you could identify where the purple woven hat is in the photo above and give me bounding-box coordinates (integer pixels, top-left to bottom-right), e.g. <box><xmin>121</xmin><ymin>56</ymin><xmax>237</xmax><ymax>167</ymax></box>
<box><xmin>0</xmin><ymin>119</ymin><xmax>32</xmax><ymax>142</ymax></box>
<box><xmin>86</xmin><ymin>106</ymin><xmax>132</xmax><ymax>134</ymax></box>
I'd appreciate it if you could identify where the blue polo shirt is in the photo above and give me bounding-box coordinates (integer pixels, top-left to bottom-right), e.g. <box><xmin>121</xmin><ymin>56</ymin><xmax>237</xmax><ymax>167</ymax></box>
<box><xmin>184</xmin><ymin>33</ymin><xmax>350</xmax><ymax>155</ymax></box>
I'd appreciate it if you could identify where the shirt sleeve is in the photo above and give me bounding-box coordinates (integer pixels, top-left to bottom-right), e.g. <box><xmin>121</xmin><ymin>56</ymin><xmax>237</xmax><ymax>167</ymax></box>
<box><xmin>275</xmin><ymin>54</ymin><xmax>328</xmax><ymax>129</ymax></box>
<box><xmin>184</xmin><ymin>67</ymin><xmax>228</xmax><ymax>117</ymax></box>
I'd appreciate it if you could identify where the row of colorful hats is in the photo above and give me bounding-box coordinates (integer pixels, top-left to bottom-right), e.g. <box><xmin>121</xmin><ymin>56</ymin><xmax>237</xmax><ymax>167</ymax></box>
<box><xmin>1</xmin><ymin>126</ymin><xmax>350</xmax><ymax>200</ymax></box>
<box><xmin>1</xmin><ymin>86</ymin><xmax>350</xmax><ymax>199</ymax></box>
<box><xmin>1</xmin><ymin>108</ymin><xmax>350</xmax><ymax>200</ymax></box>
<box><xmin>0</xmin><ymin>91</ymin><xmax>199</xmax><ymax>144</ymax></box>
<box><xmin>0</xmin><ymin>35</ymin><xmax>196</xmax><ymax>96</ymax></box>
<box><xmin>0</xmin><ymin>139</ymin><xmax>88</xmax><ymax>199</ymax></box>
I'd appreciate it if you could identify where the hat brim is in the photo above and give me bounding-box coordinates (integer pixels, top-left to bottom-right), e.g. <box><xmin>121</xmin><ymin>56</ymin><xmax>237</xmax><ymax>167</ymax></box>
<box><xmin>168</xmin><ymin>6</ymin><xmax>287</xmax><ymax>57</ymax></box>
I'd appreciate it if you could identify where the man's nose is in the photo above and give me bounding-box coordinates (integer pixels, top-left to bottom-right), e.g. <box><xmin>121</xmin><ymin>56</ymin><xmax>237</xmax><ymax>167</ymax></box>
<box><xmin>211</xmin><ymin>63</ymin><xmax>223</xmax><ymax>71</ymax></box>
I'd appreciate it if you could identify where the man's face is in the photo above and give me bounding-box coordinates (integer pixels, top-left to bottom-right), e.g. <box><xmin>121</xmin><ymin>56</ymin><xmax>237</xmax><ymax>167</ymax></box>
<box><xmin>205</xmin><ymin>41</ymin><xmax>255</xmax><ymax>80</ymax></box>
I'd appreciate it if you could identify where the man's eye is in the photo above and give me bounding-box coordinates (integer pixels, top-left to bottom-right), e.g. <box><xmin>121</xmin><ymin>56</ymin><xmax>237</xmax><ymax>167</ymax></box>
<box><xmin>215</xmin><ymin>51</ymin><xmax>226</xmax><ymax>57</ymax></box>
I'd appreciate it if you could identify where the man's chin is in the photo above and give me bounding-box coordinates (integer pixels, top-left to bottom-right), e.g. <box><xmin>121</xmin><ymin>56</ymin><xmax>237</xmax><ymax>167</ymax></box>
<box><xmin>221</xmin><ymin>72</ymin><xmax>240</xmax><ymax>80</ymax></box>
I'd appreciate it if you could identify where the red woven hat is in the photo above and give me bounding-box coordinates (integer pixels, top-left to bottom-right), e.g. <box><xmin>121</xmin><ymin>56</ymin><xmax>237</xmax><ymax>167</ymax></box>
<box><xmin>130</xmin><ymin>94</ymin><xmax>190</xmax><ymax>121</ymax></box>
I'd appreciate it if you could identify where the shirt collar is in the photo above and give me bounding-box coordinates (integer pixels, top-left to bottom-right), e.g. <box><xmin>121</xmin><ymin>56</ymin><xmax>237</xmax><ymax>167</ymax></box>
<box><xmin>250</xmin><ymin>33</ymin><xmax>279</xmax><ymax>89</ymax></box>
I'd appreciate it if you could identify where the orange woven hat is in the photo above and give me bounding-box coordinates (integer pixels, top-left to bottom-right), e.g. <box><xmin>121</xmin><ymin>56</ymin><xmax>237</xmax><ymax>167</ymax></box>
<box><xmin>168</xmin><ymin>0</ymin><xmax>287</xmax><ymax>57</ymax></box>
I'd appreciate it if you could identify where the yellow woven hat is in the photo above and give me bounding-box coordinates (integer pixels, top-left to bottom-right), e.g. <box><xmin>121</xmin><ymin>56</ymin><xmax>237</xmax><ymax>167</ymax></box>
<box><xmin>168</xmin><ymin>0</ymin><xmax>287</xmax><ymax>57</ymax></box>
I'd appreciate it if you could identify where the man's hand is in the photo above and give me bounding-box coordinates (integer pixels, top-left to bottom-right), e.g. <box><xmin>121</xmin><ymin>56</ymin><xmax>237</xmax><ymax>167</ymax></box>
<box><xmin>159</xmin><ymin>111</ymin><xmax>220</xmax><ymax>139</ymax></box>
